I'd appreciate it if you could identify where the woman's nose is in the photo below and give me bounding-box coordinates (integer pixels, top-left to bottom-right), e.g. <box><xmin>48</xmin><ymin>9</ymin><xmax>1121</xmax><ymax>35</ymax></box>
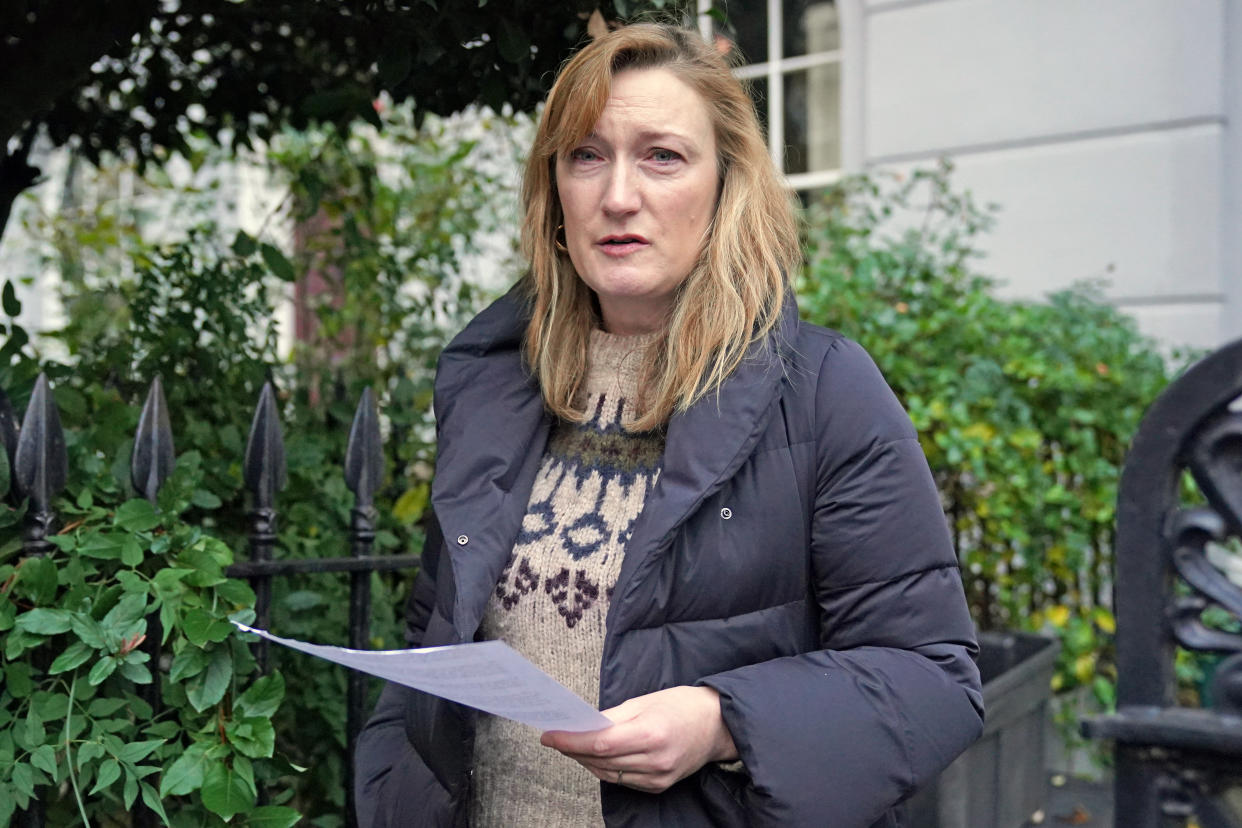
<box><xmin>601</xmin><ymin>166</ymin><xmax>641</xmax><ymax>216</ymax></box>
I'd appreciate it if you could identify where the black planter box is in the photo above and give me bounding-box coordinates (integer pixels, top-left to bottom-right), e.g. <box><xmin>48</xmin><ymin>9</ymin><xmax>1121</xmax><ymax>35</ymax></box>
<box><xmin>906</xmin><ymin>630</ymin><xmax>1061</xmax><ymax>828</ymax></box>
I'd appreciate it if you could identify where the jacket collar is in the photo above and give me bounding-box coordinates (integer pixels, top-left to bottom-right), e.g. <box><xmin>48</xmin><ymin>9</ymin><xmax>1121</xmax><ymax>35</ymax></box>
<box><xmin>430</xmin><ymin>286</ymin><xmax>550</xmax><ymax>638</ymax></box>
<box><xmin>430</xmin><ymin>285</ymin><xmax>796</xmax><ymax>639</ymax></box>
<box><xmin>606</xmin><ymin>298</ymin><xmax>794</xmax><ymax>631</ymax></box>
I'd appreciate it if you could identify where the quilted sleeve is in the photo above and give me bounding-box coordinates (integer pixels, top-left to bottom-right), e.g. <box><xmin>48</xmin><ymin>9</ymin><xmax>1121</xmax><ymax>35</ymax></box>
<box><xmin>699</xmin><ymin>337</ymin><xmax>984</xmax><ymax>828</ymax></box>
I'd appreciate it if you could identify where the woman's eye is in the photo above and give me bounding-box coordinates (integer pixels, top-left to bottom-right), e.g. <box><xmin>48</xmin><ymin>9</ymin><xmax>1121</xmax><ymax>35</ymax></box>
<box><xmin>570</xmin><ymin>148</ymin><xmax>600</xmax><ymax>162</ymax></box>
<box><xmin>650</xmin><ymin>148</ymin><xmax>681</xmax><ymax>163</ymax></box>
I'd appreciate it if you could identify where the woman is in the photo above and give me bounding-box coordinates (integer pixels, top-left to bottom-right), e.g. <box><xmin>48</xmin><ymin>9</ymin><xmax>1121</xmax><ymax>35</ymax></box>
<box><xmin>356</xmin><ymin>22</ymin><xmax>983</xmax><ymax>828</ymax></box>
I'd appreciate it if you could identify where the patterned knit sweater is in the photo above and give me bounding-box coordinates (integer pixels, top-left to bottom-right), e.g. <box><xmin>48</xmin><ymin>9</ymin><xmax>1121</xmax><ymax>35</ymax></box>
<box><xmin>469</xmin><ymin>330</ymin><xmax>664</xmax><ymax>828</ymax></box>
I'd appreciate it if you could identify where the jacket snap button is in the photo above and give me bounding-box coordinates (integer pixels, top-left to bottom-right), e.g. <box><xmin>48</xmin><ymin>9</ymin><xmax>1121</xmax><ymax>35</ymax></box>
<box><xmin>456</xmin><ymin>534</ymin><xmax>469</xmax><ymax>545</ymax></box>
<box><xmin>720</xmin><ymin>507</ymin><xmax>732</xmax><ymax>520</ymax></box>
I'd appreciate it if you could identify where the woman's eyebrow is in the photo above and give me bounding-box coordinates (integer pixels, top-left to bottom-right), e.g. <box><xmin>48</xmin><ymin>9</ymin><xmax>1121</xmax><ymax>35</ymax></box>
<box><xmin>633</xmin><ymin>129</ymin><xmax>694</xmax><ymax>145</ymax></box>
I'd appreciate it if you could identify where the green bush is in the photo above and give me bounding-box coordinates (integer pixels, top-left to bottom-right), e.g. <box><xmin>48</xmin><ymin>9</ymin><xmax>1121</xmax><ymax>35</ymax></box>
<box><xmin>0</xmin><ymin>306</ymin><xmax>298</xmax><ymax>826</ymax></box>
<box><xmin>0</xmin><ymin>104</ymin><xmax>521</xmax><ymax>824</ymax></box>
<box><xmin>798</xmin><ymin>162</ymin><xmax>1174</xmax><ymax>707</ymax></box>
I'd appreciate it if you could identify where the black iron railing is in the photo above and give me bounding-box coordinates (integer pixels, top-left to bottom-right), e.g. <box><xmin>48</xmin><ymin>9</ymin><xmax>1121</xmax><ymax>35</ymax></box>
<box><xmin>4</xmin><ymin>374</ymin><xmax>418</xmax><ymax>828</ymax></box>
<box><xmin>1082</xmin><ymin>337</ymin><xmax>1242</xmax><ymax>827</ymax></box>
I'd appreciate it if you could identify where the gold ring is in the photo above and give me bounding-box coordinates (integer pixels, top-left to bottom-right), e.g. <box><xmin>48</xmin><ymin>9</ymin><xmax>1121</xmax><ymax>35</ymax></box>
<box><xmin>616</xmin><ymin>769</ymin><xmax>624</xmax><ymax>786</ymax></box>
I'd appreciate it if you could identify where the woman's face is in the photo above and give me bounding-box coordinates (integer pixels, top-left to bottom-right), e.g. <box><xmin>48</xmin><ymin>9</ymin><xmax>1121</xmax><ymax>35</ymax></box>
<box><xmin>556</xmin><ymin>67</ymin><xmax>719</xmax><ymax>335</ymax></box>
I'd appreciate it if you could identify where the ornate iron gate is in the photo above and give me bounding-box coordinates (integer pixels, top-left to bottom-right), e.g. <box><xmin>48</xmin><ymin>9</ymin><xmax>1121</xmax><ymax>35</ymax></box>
<box><xmin>1083</xmin><ymin>337</ymin><xmax>1242</xmax><ymax>827</ymax></box>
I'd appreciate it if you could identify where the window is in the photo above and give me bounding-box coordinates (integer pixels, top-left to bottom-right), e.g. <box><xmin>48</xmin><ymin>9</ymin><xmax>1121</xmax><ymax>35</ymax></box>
<box><xmin>699</xmin><ymin>0</ymin><xmax>842</xmax><ymax>192</ymax></box>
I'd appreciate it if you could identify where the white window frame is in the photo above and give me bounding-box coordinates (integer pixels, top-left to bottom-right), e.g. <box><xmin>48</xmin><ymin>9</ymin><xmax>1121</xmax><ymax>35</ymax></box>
<box><xmin>699</xmin><ymin>0</ymin><xmax>845</xmax><ymax>191</ymax></box>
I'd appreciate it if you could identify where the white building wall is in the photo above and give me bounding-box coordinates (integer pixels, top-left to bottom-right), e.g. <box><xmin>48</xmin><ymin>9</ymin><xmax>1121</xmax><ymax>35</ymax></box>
<box><xmin>851</xmin><ymin>0</ymin><xmax>1235</xmax><ymax>349</ymax></box>
<box><xmin>1223</xmin><ymin>0</ymin><xmax>1242</xmax><ymax>345</ymax></box>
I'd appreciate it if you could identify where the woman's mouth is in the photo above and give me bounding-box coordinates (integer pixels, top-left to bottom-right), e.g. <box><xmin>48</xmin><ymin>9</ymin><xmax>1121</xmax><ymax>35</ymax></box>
<box><xmin>596</xmin><ymin>235</ymin><xmax>649</xmax><ymax>255</ymax></box>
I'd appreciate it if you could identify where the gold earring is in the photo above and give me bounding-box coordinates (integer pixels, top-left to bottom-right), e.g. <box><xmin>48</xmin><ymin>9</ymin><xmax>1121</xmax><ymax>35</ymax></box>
<box><xmin>554</xmin><ymin>224</ymin><xmax>569</xmax><ymax>254</ymax></box>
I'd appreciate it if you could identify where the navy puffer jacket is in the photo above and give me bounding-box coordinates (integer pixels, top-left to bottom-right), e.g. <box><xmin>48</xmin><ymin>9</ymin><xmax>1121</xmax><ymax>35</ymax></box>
<box><xmin>356</xmin><ymin>288</ymin><xmax>984</xmax><ymax>827</ymax></box>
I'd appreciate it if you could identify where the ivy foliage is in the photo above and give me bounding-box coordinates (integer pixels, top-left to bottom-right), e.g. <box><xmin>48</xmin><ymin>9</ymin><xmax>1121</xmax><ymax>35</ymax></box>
<box><xmin>0</xmin><ymin>351</ymin><xmax>297</xmax><ymax>825</ymax></box>
<box><xmin>799</xmin><ymin>161</ymin><xmax>1176</xmax><ymax>708</ymax></box>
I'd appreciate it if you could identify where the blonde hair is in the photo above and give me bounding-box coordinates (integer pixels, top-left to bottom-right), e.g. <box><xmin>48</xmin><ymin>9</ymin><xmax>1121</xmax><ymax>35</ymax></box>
<box><xmin>521</xmin><ymin>23</ymin><xmax>800</xmax><ymax>431</ymax></box>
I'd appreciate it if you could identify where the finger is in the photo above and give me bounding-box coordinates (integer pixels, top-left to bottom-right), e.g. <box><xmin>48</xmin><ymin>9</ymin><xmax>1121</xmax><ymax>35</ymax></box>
<box><xmin>542</xmin><ymin>719</ymin><xmax>649</xmax><ymax>758</ymax></box>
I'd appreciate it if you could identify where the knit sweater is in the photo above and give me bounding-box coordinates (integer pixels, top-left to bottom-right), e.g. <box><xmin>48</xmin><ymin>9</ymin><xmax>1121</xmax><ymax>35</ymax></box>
<box><xmin>469</xmin><ymin>330</ymin><xmax>664</xmax><ymax>828</ymax></box>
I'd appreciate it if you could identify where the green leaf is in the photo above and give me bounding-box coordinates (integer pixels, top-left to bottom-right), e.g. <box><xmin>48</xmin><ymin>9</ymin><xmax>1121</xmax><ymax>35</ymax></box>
<box><xmin>76</xmin><ymin>740</ymin><xmax>105</xmax><ymax>770</ymax></box>
<box><xmin>160</xmin><ymin>741</ymin><xmax>209</xmax><ymax>796</ymax></box>
<box><xmin>15</xmin><ymin>607</ymin><xmax>72</xmax><ymax>634</ymax></box>
<box><xmin>141</xmin><ymin>780</ymin><xmax>171</xmax><ymax>822</ymax></box>
<box><xmin>115</xmin><ymin>499</ymin><xmax>161</xmax><ymax>532</ymax></box>
<box><xmin>246</xmin><ymin>805</ymin><xmax>303</xmax><ymax>828</ymax></box>
<box><xmin>283</xmin><ymin>590</ymin><xmax>322</xmax><ymax>612</ymax></box>
<box><xmin>120</xmin><ymin>536</ymin><xmax>145</xmax><ymax>567</ymax></box>
<box><xmin>215</xmin><ymin>578</ymin><xmax>256</xmax><ymax>608</ymax></box>
<box><xmin>32</xmin><ymin>692</ymin><xmax>68</xmax><ymax>720</ymax></box>
<box><xmin>88</xmin><ymin>655</ymin><xmax>118</xmax><ymax>686</ymax></box>
<box><xmin>185</xmin><ymin>646</ymin><xmax>232</xmax><ymax>712</ymax></box>
<box><xmin>124</xmin><ymin>768</ymin><xmax>139</xmax><ymax>809</ymax></box>
<box><xmin>190</xmin><ymin>488</ymin><xmax>222</xmax><ymax>509</ymax></box>
<box><xmin>11</xmin><ymin>763</ymin><xmax>33</xmax><ymax>798</ymax></box>
<box><xmin>2</xmin><ymin>281</ymin><xmax>20</xmax><ymax>316</ymax></box>
<box><xmin>119</xmin><ymin>659</ymin><xmax>153</xmax><ymax>684</ymax></box>
<box><xmin>21</xmin><ymin>707</ymin><xmax>45</xmax><ymax>750</ymax></box>
<box><xmin>177</xmin><ymin>543</ymin><xmax>225</xmax><ymax>587</ymax></box>
<box><xmin>232</xmin><ymin>231</ymin><xmax>257</xmax><ymax>257</ymax></box>
<box><xmin>202</xmin><ymin>760</ymin><xmax>256</xmax><ymax>819</ymax></box>
<box><xmin>102</xmin><ymin>592</ymin><xmax>148</xmax><ymax>632</ymax></box>
<box><xmin>117</xmin><ymin>739</ymin><xmax>164</xmax><ymax>764</ymax></box>
<box><xmin>78</xmin><ymin>532</ymin><xmax>128</xmax><ymax>560</ymax></box>
<box><xmin>50</xmin><ymin>640</ymin><xmax>95</xmax><ymax>674</ymax></box>
<box><xmin>260</xmin><ymin>243</ymin><xmax>296</xmax><ymax>282</ymax></box>
<box><xmin>4</xmin><ymin>628</ymin><xmax>41</xmax><ymax>660</ymax></box>
<box><xmin>89</xmin><ymin>758</ymin><xmax>121</xmax><ymax>795</ymax></box>
<box><xmin>4</xmin><ymin>662</ymin><xmax>33</xmax><ymax>697</ymax></box>
<box><xmin>170</xmin><ymin>645</ymin><xmax>210</xmax><ymax>683</ymax></box>
<box><xmin>15</xmin><ymin>556</ymin><xmax>56</xmax><ymax>604</ymax></box>
<box><xmin>87</xmin><ymin>698</ymin><xmax>128</xmax><ymax>717</ymax></box>
<box><xmin>29</xmin><ymin>744</ymin><xmax>57</xmax><ymax>777</ymax></box>
<box><xmin>183</xmin><ymin>608</ymin><xmax>234</xmax><ymax>647</ymax></box>
<box><xmin>0</xmin><ymin>781</ymin><xmax>13</xmax><ymax>825</ymax></box>
<box><xmin>227</xmin><ymin>716</ymin><xmax>276</xmax><ymax>759</ymax></box>
<box><xmin>235</xmin><ymin>672</ymin><xmax>284</xmax><ymax>719</ymax></box>
<box><xmin>153</xmin><ymin>567</ymin><xmax>193</xmax><ymax>593</ymax></box>
<box><xmin>116</xmin><ymin>570</ymin><xmax>146</xmax><ymax>594</ymax></box>
<box><xmin>123</xmin><ymin>690</ymin><xmax>153</xmax><ymax>721</ymax></box>
<box><xmin>71</xmin><ymin>613</ymin><xmax>106</xmax><ymax>648</ymax></box>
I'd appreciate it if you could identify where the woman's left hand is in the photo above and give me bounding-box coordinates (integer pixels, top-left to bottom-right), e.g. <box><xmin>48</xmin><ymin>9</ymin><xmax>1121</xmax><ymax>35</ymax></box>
<box><xmin>540</xmin><ymin>685</ymin><xmax>739</xmax><ymax>793</ymax></box>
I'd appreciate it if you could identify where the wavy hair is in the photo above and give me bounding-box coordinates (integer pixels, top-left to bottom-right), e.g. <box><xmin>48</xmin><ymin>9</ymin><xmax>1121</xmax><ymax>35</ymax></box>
<box><xmin>521</xmin><ymin>23</ymin><xmax>800</xmax><ymax>431</ymax></box>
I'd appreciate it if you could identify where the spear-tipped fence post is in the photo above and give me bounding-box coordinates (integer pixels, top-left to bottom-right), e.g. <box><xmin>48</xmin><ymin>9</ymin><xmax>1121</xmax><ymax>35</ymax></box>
<box><xmin>12</xmin><ymin>374</ymin><xmax>66</xmax><ymax>828</ymax></box>
<box><xmin>343</xmin><ymin>387</ymin><xmax>382</xmax><ymax>827</ymax></box>
<box><xmin>130</xmin><ymin>377</ymin><xmax>176</xmax><ymax>828</ymax></box>
<box><xmin>0</xmin><ymin>385</ymin><xmax>18</xmax><ymax>485</ymax></box>
<box><xmin>243</xmin><ymin>382</ymin><xmax>287</xmax><ymax>672</ymax></box>
<box><xmin>132</xmin><ymin>376</ymin><xmax>174</xmax><ymax>504</ymax></box>
<box><xmin>0</xmin><ymin>387</ymin><xmax>15</xmax><ymax>505</ymax></box>
<box><xmin>14</xmin><ymin>374</ymin><xmax>66</xmax><ymax>555</ymax></box>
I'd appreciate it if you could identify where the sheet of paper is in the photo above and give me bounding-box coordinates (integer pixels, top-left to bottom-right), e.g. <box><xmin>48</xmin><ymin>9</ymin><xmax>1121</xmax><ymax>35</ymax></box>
<box><xmin>231</xmin><ymin>621</ymin><xmax>612</xmax><ymax>732</ymax></box>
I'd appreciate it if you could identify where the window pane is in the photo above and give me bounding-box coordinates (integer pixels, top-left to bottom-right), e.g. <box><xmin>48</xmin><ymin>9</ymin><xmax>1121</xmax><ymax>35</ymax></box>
<box><xmin>784</xmin><ymin>0</ymin><xmax>839</xmax><ymax>58</ymax></box>
<box><xmin>745</xmin><ymin>75</ymin><xmax>770</xmax><ymax>142</ymax></box>
<box><xmin>782</xmin><ymin>64</ymin><xmax>839</xmax><ymax>174</ymax></box>
<box><xmin>717</xmin><ymin>0</ymin><xmax>768</xmax><ymax>64</ymax></box>
<box><xmin>795</xmin><ymin>188</ymin><xmax>828</xmax><ymax>210</ymax></box>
